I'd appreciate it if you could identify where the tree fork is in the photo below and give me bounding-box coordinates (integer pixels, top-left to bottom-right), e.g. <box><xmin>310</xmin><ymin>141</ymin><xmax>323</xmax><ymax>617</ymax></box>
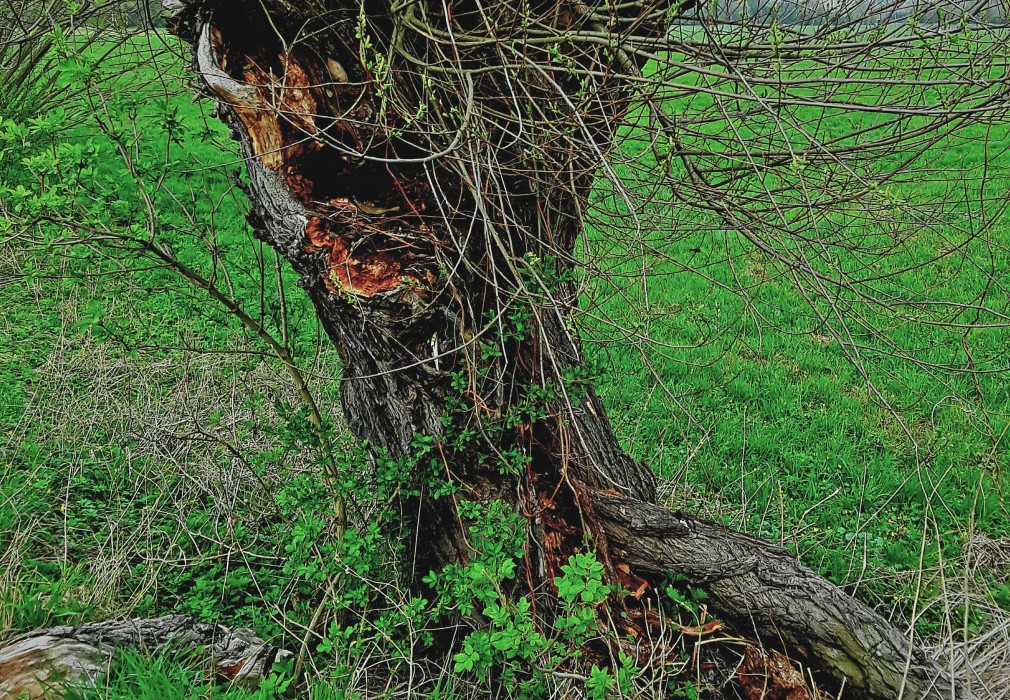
<box><xmin>164</xmin><ymin>0</ymin><xmax>964</xmax><ymax>697</ymax></box>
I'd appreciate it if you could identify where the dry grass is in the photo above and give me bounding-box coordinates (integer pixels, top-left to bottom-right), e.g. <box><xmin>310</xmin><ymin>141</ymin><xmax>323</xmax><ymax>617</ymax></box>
<box><xmin>2</xmin><ymin>311</ymin><xmax>344</xmax><ymax>628</ymax></box>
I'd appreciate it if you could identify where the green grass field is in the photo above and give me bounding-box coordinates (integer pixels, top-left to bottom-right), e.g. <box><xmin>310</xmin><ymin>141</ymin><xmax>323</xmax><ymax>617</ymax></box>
<box><xmin>587</xmin><ymin>108</ymin><xmax>1010</xmax><ymax>616</ymax></box>
<box><xmin>2</xmin><ymin>29</ymin><xmax>1009</xmax><ymax>697</ymax></box>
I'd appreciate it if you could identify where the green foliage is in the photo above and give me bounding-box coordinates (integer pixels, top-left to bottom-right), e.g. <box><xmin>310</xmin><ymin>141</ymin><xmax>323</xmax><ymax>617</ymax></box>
<box><xmin>672</xmin><ymin>680</ymin><xmax>700</xmax><ymax>700</ymax></box>
<box><xmin>555</xmin><ymin>552</ymin><xmax>611</xmax><ymax>605</ymax></box>
<box><xmin>664</xmin><ymin>574</ymin><xmax>708</xmax><ymax>625</ymax></box>
<box><xmin>586</xmin><ymin>665</ymin><xmax>615</xmax><ymax>700</ymax></box>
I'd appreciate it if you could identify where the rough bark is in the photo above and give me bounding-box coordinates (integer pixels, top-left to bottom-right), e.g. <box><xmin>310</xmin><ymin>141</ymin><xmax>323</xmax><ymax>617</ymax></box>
<box><xmin>0</xmin><ymin>615</ymin><xmax>291</xmax><ymax>698</ymax></box>
<box><xmin>592</xmin><ymin>491</ymin><xmax>959</xmax><ymax>700</ymax></box>
<box><xmin>161</xmin><ymin>0</ymin><xmax>964</xmax><ymax>697</ymax></box>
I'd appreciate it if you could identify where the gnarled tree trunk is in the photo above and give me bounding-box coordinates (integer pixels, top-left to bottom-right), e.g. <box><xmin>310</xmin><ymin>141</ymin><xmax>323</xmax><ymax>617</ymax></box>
<box><xmin>164</xmin><ymin>1</ymin><xmax>962</xmax><ymax>697</ymax></box>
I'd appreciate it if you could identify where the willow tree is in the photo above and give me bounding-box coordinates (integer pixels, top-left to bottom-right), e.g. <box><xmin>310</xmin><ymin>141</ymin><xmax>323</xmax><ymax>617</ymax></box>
<box><xmin>164</xmin><ymin>0</ymin><xmax>1008</xmax><ymax>696</ymax></box>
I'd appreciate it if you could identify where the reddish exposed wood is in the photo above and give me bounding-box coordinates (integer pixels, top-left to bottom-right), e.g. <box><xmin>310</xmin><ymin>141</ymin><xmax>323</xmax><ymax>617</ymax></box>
<box><xmin>305</xmin><ymin>216</ymin><xmax>412</xmax><ymax>296</ymax></box>
<box><xmin>206</xmin><ymin>14</ymin><xmax>437</xmax><ymax>299</ymax></box>
<box><xmin>737</xmin><ymin>647</ymin><xmax>818</xmax><ymax>700</ymax></box>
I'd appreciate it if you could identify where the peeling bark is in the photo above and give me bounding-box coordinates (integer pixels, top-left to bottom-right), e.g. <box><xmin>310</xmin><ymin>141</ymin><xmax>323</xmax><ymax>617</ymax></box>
<box><xmin>161</xmin><ymin>0</ymin><xmax>965</xmax><ymax>697</ymax></box>
<box><xmin>0</xmin><ymin>615</ymin><xmax>291</xmax><ymax>698</ymax></box>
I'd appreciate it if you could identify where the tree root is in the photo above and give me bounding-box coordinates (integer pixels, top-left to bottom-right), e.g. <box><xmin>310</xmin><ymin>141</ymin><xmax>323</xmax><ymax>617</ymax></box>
<box><xmin>592</xmin><ymin>490</ymin><xmax>962</xmax><ymax>700</ymax></box>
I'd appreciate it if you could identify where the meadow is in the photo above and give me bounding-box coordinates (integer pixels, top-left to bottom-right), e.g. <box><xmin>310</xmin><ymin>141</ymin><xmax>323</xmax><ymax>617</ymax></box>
<box><xmin>1</xmin><ymin>29</ymin><xmax>1009</xmax><ymax>697</ymax></box>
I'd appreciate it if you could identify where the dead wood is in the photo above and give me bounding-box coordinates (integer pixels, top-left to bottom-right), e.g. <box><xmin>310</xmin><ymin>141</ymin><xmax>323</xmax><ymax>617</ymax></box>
<box><xmin>0</xmin><ymin>614</ymin><xmax>290</xmax><ymax>698</ymax></box>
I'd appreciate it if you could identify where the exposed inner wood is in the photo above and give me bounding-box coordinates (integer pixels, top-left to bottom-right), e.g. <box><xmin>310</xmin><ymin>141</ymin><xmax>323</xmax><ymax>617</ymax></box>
<box><xmin>204</xmin><ymin>15</ymin><xmax>436</xmax><ymax>300</ymax></box>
